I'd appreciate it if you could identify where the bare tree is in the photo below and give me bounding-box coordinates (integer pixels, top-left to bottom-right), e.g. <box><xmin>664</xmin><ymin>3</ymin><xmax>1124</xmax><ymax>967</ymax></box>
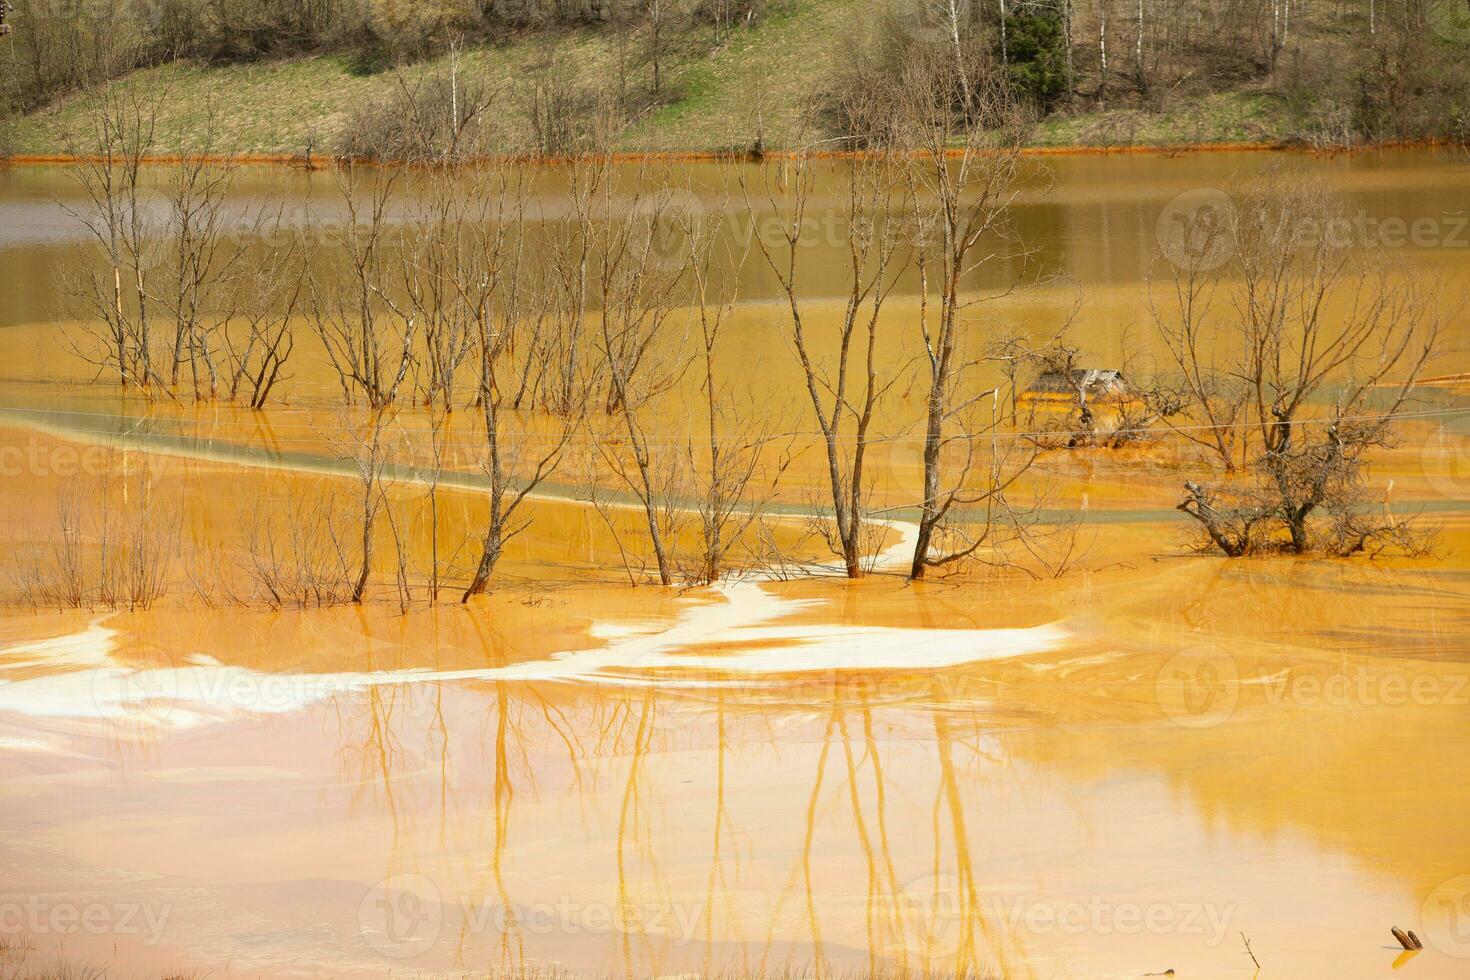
<box><xmin>1174</xmin><ymin>173</ymin><xmax>1442</xmax><ymax>556</ymax></box>
<box><xmin>1147</xmin><ymin>227</ymin><xmax>1250</xmax><ymax>471</ymax></box>
<box><xmin>460</xmin><ymin>164</ymin><xmax>584</xmax><ymax>600</ymax></box>
<box><xmin>594</xmin><ymin>165</ymin><xmax>693</xmax><ymax>586</ymax></box>
<box><xmin>540</xmin><ymin>155</ymin><xmax>610</xmax><ymax>416</ymax></box>
<box><xmin>62</xmin><ymin>82</ymin><xmax>165</xmax><ymax>392</ymax></box>
<box><xmin>308</xmin><ymin>166</ymin><xmax>417</xmax><ymax>409</ymax></box>
<box><xmin>333</xmin><ymin>409</ymin><xmax>399</xmax><ymax>604</ymax></box>
<box><xmin>223</xmin><ymin>239</ymin><xmax>302</xmax><ymax>409</ymax></box>
<box><xmin>675</xmin><ymin>179</ymin><xmax>789</xmax><ymax>584</ymax></box>
<box><xmin>157</xmin><ymin>110</ymin><xmax>254</xmax><ymax>400</ymax></box>
<box><xmin>397</xmin><ymin>170</ymin><xmax>483</xmax><ymax>412</ymax></box>
<box><xmin>891</xmin><ymin>57</ymin><xmax>1040</xmax><ymax>579</ymax></box>
<box><xmin>743</xmin><ymin>150</ymin><xmax>909</xmax><ymax>577</ymax></box>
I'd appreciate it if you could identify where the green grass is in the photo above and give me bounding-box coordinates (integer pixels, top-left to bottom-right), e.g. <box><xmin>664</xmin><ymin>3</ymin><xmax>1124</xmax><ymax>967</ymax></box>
<box><xmin>1</xmin><ymin>0</ymin><xmax>1431</xmax><ymax>157</ymax></box>
<box><xmin>3</xmin><ymin>0</ymin><xmax>863</xmax><ymax>157</ymax></box>
<box><xmin>1034</xmin><ymin>92</ymin><xmax>1298</xmax><ymax>148</ymax></box>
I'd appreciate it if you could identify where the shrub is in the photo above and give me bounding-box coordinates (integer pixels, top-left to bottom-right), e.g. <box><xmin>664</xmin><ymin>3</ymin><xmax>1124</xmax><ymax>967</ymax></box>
<box><xmin>368</xmin><ymin>0</ymin><xmax>480</xmax><ymax>62</ymax></box>
<box><xmin>337</xmin><ymin>65</ymin><xmax>500</xmax><ymax>161</ymax></box>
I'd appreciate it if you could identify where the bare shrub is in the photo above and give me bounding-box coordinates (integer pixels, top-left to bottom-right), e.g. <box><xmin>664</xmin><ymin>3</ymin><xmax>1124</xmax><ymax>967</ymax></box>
<box><xmin>519</xmin><ymin>46</ymin><xmax>608</xmax><ymax>156</ymax></box>
<box><xmin>1168</xmin><ymin>172</ymin><xmax>1443</xmax><ymax>557</ymax></box>
<box><xmin>11</xmin><ymin>477</ymin><xmax>176</xmax><ymax>611</ymax></box>
<box><xmin>0</xmin><ymin>0</ymin><xmax>150</xmax><ymax>112</ymax></box>
<box><xmin>338</xmin><ymin>55</ymin><xmax>499</xmax><ymax>162</ymax></box>
<box><xmin>239</xmin><ymin>491</ymin><xmax>356</xmax><ymax>608</ymax></box>
<box><xmin>368</xmin><ymin>0</ymin><xmax>479</xmax><ymax>62</ymax></box>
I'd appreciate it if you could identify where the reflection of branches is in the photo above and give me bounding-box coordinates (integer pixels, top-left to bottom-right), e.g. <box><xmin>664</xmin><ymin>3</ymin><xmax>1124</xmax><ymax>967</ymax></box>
<box><xmin>616</xmin><ymin>693</ymin><xmax>662</xmax><ymax>978</ymax></box>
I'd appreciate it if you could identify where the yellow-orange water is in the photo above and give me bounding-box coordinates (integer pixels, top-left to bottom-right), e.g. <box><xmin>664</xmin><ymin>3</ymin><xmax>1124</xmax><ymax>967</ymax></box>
<box><xmin>1</xmin><ymin>151</ymin><xmax>1470</xmax><ymax>979</ymax></box>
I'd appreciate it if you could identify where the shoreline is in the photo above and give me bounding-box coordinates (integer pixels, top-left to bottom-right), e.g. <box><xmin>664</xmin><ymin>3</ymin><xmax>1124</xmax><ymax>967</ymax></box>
<box><xmin>0</xmin><ymin>136</ymin><xmax>1459</xmax><ymax>171</ymax></box>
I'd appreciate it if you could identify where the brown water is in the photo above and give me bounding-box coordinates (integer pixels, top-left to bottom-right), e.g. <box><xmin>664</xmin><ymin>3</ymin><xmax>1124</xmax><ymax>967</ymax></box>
<box><xmin>1</xmin><ymin>151</ymin><xmax>1469</xmax><ymax>979</ymax></box>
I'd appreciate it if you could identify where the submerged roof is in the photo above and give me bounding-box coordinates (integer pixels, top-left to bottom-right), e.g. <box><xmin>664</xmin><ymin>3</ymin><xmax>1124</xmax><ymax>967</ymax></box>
<box><xmin>1026</xmin><ymin>368</ymin><xmax>1128</xmax><ymax>399</ymax></box>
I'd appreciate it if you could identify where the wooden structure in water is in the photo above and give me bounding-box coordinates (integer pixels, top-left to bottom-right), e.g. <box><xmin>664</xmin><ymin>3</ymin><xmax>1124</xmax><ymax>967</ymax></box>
<box><xmin>1020</xmin><ymin>368</ymin><xmax>1131</xmax><ymax>407</ymax></box>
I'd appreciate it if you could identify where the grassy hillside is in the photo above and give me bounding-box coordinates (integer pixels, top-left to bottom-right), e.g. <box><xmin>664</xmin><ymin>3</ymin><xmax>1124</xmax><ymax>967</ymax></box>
<box><xmin>2</xmin><ymin>0</ymin><xmax>862</xmax><ymax>157</ymax></box>
<box><xmin>0</xmin><ymin>0</ymin><xmax>1463</xmax><ymax>157</ymax></box>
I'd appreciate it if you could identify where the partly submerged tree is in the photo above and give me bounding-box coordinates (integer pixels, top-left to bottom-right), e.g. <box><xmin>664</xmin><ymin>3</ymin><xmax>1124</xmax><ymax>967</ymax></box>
<box><xmin>743</xmin><ymin>147</ymin><xmax>909</xmax><ymax>578</ymax></box>
<box><xmin>890</xmin><ymin>54</ymin><xmax>1049</xmax><ymax>580</ymax></box>
<box><xmin>1171</xmin><ymin>172</ymin><xmax>1441</xmax><ymax>557</ymax></box>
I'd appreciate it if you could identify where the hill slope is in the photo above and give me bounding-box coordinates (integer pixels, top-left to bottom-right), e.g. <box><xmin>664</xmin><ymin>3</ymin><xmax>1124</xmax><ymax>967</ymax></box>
<box><xmin>0</xmin><ymin>0</ymin><xmax>1463</xmax><ymax>157</ymax></box>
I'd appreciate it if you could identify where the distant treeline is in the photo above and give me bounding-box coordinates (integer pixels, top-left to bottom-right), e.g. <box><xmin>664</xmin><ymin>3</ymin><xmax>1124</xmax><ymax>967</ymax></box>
<box><xmin>835</xmin><ymin>0</ymin><xmax>1469</xmax><ymax>146</ymax></box>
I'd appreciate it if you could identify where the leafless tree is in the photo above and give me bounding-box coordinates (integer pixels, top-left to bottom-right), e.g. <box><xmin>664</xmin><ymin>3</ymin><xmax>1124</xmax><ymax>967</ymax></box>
<box><xmin>322</xmin><ymin>408</ymin><xmax>401</xmax><ymax>604</ymax></box>
<box><xmin>675</xmin><ymin>178</ymin><xmax>790</xmax><ymax>584</ymax></box>
<box><xmin>890</xmin><ymin>56</ymin><xmax>1040</xmax><ymax>579</ymax></box>
<box><xmin>222</xmin><ymin>239</ymin><xmax>303</xmax><ymax>409</ymax></box>
<box><xmin>308</xmin><ymin>166</ymin><xmax>417</xmax><ymax>409</ymax></box>
<box><xmin>157</xmin><ymin>111</ymin><xmax>255</xmax><ymax>399</ymax></box>
<box><xmin>743</xmin><ymin>150</ymin><xmax>909</xmax><ymax>577</ymax></box>
<box><xmin>1147</xmin><ymin>227</ymin><xmax>1250</xmax><ymax>471</ymax></box>
<box><xmin>1174</xmin><ymin>173</ymin><xmax>1443</xmax><ymax>556</ymax></box>
<box><xmin>540</xmin><ymin>155</ymin><xmax>611</xmax><ymax>416</ymax></box>
<box><xmin>594</xmin><ymin>164</ymin><xmax>692</xmax><ymax>586</ymax></box>
<box><xmin>396</xmin><ymin>170</ymin><xmax>484</xmax><ymax>412</ymax></box>
<box><xmin>62</xmin><ymin>82</ymin><xmax>165</xmax><ymax>392</ymax></box>
<box><xmin>460</xmin><ymin>164</ymin><xmax>585</xmax><ymax>600</ymax></box>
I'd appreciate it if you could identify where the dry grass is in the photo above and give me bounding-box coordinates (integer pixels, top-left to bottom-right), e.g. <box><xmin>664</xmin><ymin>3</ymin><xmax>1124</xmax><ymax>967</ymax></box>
<box><xmin>3</xmin><ymin>0</ymin><xmax>852</xmax><ymax>157</ymax></box>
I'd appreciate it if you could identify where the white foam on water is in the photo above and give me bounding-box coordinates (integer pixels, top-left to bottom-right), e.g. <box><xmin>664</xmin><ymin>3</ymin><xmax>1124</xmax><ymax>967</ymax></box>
<box><xmin>0</xmin><ymin>575</ymin><xmax>1070</xmax><ymax>729</ymax></box>
<box><xmin>0</xmin><ymin>620</ymin><xmax>116</xmax><ymax>671</ymax></box>
<box><xmin>0</xmin><ymin>415</ymin><xmax>1064</xmax><ymax>730</ymax></box>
